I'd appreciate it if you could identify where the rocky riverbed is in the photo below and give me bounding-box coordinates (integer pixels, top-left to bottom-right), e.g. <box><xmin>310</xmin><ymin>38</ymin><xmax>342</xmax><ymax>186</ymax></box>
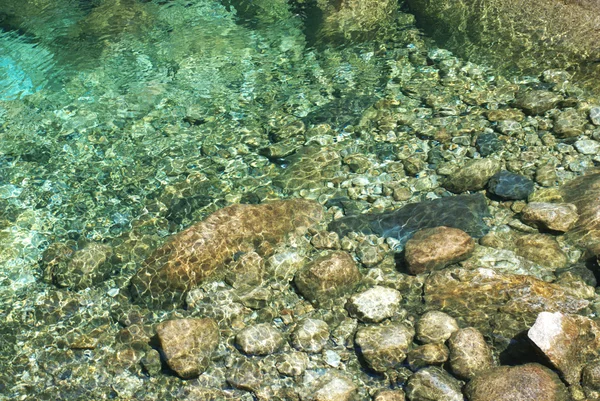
<box><xmin>1</xmin><ymin>0</ymin><xmax>600</xmax><ymax>400</ymax></box>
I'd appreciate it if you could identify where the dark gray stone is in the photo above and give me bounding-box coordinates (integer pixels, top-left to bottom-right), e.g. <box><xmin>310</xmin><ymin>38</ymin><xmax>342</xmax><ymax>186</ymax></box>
<box><xmin>487</xmin><ymin>170</ymin><xmax>534</xmax><ymax>200</ymax></box>
<box><xmin>476</xmin><ymin>133</ymin><xmax>503</xmax><ymax>157</ymax></box>
<box><xmin>328</xmin><ymin>194</ymin><xmax>490</xmax><ymax>250</ymax></box>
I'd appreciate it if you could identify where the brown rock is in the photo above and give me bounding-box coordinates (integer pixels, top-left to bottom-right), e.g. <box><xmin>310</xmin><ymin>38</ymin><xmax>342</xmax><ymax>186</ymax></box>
<box><xmin>304</xmin><ymin>370</ymin><xmax>357</xmax><ymax>401</ymax></box>
<box><xmin>354</xmin><ymin>322</ymin><xmax>415</xmax><ymax>373</ymax></box>
<box><xmin>404</xmin><ymin>226</ymin><xmax>475</xmax><ymax>274</ymax></box>
<box><xmin>514</xmin><ymin>234</ymin><xmax>568</xmax><ymax>269</ymax></box>
<box><xmin>130</xmin><ymin>199</ymin><xmax>324</xmax><ymax>307</ymax></box>
<box><xmin>406</xmin><ymin>366</ymin><xmax>463</xmax><ymax>401</ymax></box>
<box><xmin>407</xmin><ymin>343</ymin><xmax>450</xmax><ymax>370</ymax></box>
<box><xmin>528</xmin><ymin>311</ymin><xmax>600</xmax><ymax>385</ymax></box>
<box><xmin>235</xmin><ymin>323</ymin><xmax>285</xmax><ymax>356</ymax></box>
<box><xmin>465</xmin><ymin>363</ymin><xmax>569</xmax><ymax>401</ymax></box>
<box><xmin>424</xmin><ymin>267</ymin><xmax>591</xmax><ymax>333</ymax></box>
<box><xmin>560</xmin><ymin>172</ymin><xmax>600</xmax><ymax>251</ymax></box>
<box><xmin>443</xmin><ymin>158</ymin><xmax>502</xmax><ymax>193</ymax></box>
<box><xmin>294</xmin><ymin>251</ymin><xmax>362</xmax><ymax>306</ymax></box>
<box><xmin>521</xmin><ymin>202</ymin><xmax>579</xmax><ymax>232</ymax></box>
<box><xmin>156</xmin><ymin>318</ymin><xmax>219</xmax><ymax>379</ymax></box>
<box><xmin>447</xmin><ymin>327</ymin><xmax>495</xmax><ymax>380</ymax></box>
<box><xmin>415</xmin><ymin>310</ymin><xmax>459</xmax><ymax>344</ymax></box>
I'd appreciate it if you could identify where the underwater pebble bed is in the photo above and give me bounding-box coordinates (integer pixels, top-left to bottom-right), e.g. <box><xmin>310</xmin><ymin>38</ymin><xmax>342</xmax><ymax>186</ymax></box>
<box><xmin>1</xmin><ymin>0</ymin><xmax>600</xmax><ymax>400</ymax></box>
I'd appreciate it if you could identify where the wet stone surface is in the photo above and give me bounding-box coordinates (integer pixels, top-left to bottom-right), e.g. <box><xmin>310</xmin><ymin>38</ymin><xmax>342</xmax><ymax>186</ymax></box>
<box><xmin>4</xmin><ymin>1</ymin><xmax>600</xmax><ymax>398</ymax></box>
<box><xmin>487</xmin><ymin>170</ymin><xmax>534</xmax><ymax>200</ymax></box>
<box><xmin>404</xmin><ymin>226</ymin><xmax>475</xmax><ymax>275</ymax></box>
<box><xmin>329</xmin><ymin>194</ymin><xmax>490</xmax><ymax>250</ymax></box>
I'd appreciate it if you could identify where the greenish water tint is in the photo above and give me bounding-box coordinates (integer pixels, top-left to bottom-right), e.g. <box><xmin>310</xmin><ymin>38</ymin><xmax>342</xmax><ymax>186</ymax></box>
<box><xmin>0</xmin><ymin>0</ymin><xmax>598</xmax><ymax>399</ymax></box>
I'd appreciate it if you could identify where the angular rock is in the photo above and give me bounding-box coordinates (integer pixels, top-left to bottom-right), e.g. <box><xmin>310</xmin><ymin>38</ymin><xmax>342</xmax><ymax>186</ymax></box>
<box><xmin>130</xmin><ymin>199</ymin><xmax>323</xmax><ymax>307</ymax></box>
<box><xmin>354</xmin><ymin>322</ymin><xmax>414</xmax><ymax>373</ymax></box>
<box><xmin>476</xmin><ymin>132</ymin><xmax>503</xmax><ymax>157</ymax></box>
<box><xmin>415</xmin><ymin>310</ymin><xmax>459</xmax><ymax>344</ymax></box>
<box><xmin>574</xmin><ymin>139</ymin><xmax>600</xmax><ymax>155</ymax></box>
<box><xmin>514</xmin><ymin>233</ymin><xmax>567</xmax><ymax>269</ymax></box>
<box><xmin>521</xmin><ymin>202</ymin><xmax>579</xmax><ymax>232</ymax></box>
<box><xmin>156</xmin><ymin>318</ymin><xmax>219</xmax><ymax>379</ymax></box>
<box><xmin>406</xmin><ymin>366</ymin><xmax>463</xmax><ymax>401</ymax></box>
<box><xmin>291</xmin><ymin>319</ymin><xmax>330</xmax><ymax>353</ymax></box>
<box><xmin>345</xmin><ymin>286</ymin><xmax>402</xmax><ymax>323</ymax></box>
<box><xmin>424</xmin><ymin>268</ymin><xmax>591</xmax><ymax>333</ymax></box>
<box><xmin>487</xmin><ymin>170</ymin><xmax>534</xmax><ymax>200</ymax></box>
<box><xmin>404</xmin><ymin>226</ymin><xmax>475</xmax><ymax>274</ymax></box>
<box><xmin>465</xmin><ymin>363</ymin><xmax>569</xmax><ymax>401</ymax></box>
<box><xmin>528</xmin><ymin>311</ymin><xmax>600</xmax><ymax>385</ymax></box>
<box><xmin>443</xmin><ymin>158</ymin><xmax>502</xmax><ymax>193</ymax></box>
<box><xmin>235</xmin><ymin>323</ymin><xmax>284</xmax><ymax>356</ymax></box>
<box><xmin>407</xmin><ymin>343</ymin><xmax>449</xmax><ymax>370</ymax></box>
<box><xmin>329</xmin><ymin>194</ymin><xmax>490</xmax><ymax>250</ymax></box>
<box><xmin>447</xmin><ymin>327</ymin><xmax>495</xmax><ymax>380</ymax></box>
<box><xmin>553</xmin><ymin>108</ymin><xmax>586</xmax><ymax>138</ymax></box>
<box><xmin>294</xmin><ymin>251</ymin><xmax>362</xmax><ymax>306</ymax></box>
<box><xmin>513</xmin><ymin>90</ymin><xmax>563</xmax><ymax>115</ymax></box>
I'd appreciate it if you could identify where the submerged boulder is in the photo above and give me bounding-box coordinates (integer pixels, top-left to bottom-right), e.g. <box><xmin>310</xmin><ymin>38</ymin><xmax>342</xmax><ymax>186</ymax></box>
<box><xmin>560</xmin><ymin>172</ymin><xmax>600</xmax><ymax>251</ymax></box>
<box><xmin>329</xmin><ymin>194</ymin><xmax>490</xmax><ymax>250</ymax></box>
<box><xmin>424</xmin><ymin>267</ymin><xmax>592</xmax><ymax>335</ymax></box>
<box><xmin>130</xmin><ymin>199</ymin><xmax>324</xmax><ymax>308</ymax></box>
<box><xmin>465</xmin><ymin>363</ymin><xmax>569</xmax><ymax>401</ymax></box>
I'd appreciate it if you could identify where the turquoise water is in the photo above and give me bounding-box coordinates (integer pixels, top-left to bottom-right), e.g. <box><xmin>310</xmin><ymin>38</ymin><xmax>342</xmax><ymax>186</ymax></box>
<box><xmin>1</xmin><ymin>0</ymin><xmax>599</xmax><ymax>399</ymax></box>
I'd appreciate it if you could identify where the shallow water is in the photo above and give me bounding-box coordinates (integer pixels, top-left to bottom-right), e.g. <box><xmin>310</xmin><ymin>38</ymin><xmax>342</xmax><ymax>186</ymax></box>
<box><xmin>0</xmin><ymin>0</ymin><xmax>599</xmax><ymax>399</ymax></box>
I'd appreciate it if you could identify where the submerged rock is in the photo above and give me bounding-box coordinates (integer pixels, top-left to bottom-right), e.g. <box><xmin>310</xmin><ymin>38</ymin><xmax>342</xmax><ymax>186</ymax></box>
<box><xmin>424</xmin><ymin>268</ymin><xmax>591</xmax><ymax>334</ymax></box>
<box><xmin>465</xmin><ymin>363</ymin><xmax>569</xmax><ymax>401</ymax></box>
<box><xmin>50</xmin><ymin>242</ymin><xmax>114</xmax><ymax>290</ymax></box>
<box><xmin>291</xmin><ymin>318</ymin><xmax>330</xmax><ymax>353</ymax></box>
<box><xmin>560</xmin><ymin>172</ymin><xmax>600</xmax><ymax>250</ymax></box>
<box><xmin>406</xmin><ymin>0</ymin><xmax>600</xmax><ymax>88</ymax></box>
<box><xmin>406</xmin><ymin>366</ymin><xmax>463</xmax><ymax>401</ymax></box>
<box><xmin>329</xmin><ymin>194</ymin><xmax>490</xmax><ymax>250</ymax></box>
<box><xmin>528</xmin><ymin>311</ymin><xmax>600</xmax><ymax>385</ymax></box>
<box><xmin>235</xmin><ymin>323</ymin><xmax>284</xmax><ymax>356</ymax></box>
<box><xmin>355</xmin><ymin>322</ymin><xmax>415</xmax><ymax>373</ymax></box>
<box><xmin>130</xmin><ymin>199</ymin><xmax>323</xmax><ymax>308</ymax></box>
<box><xmin>443</xmin><ymin>158</ymin><xmax>501</xmax><ymax>194</ymax></box>
<box><xmin>415</xmin><ymin>310</ymin><xmax>459</xmax><ymax>344</ymax></box>
<box><xmin>294</xmin><ymin>251</ymin><xmax>362</xmax><ymax>307</ymax></box>
<box><xmin>404</xmin><ymin>226</ymin><xmax>475</xmax><ymax>275</ymax></box>
<box><xmin>447</xmin><ymin>327</ymin><xmax>495</xmax><ymax>380</ymax></box>
<box><xmin>346</xmin><ymin>286</ymin><xmax>402</xmax><ymax>323</ymax></box>
<box><xmin>156</xmin><ymin>318</ymin><xmax>219</xmax><ymax>379</ymax></box>
<box><xmin>514</xmin><ymin>234</ymin><xmax>568</xmax><ymax>269</ymax></box>
<box><xmin>520</xmin><ymin>202</ymin><xmax>579</xmax><ymax>232</ymax></box>
<box><xmin>487</xmin><ymin>170</ymin><xmax>534</xmax><ymax>200</ymax></box>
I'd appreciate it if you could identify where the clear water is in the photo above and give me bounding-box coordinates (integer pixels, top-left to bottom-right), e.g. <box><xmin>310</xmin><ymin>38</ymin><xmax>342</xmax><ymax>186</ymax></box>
<box><xmin>0</xmin><ymin>0</ymin><xmax>597</xmax><ymax>399</ymax></box>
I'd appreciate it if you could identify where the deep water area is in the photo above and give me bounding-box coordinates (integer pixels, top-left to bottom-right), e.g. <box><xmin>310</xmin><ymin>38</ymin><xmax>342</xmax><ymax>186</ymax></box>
<box><xmin>1</xmin><ymin>0</ymin><xmax>600</xmax><ymax>400</ymax></box>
